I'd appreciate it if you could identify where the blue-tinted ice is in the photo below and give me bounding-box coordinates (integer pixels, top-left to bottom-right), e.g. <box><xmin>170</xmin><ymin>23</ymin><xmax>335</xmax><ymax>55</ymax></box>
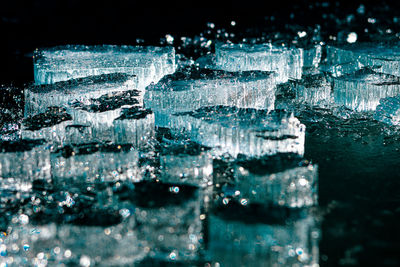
<box><xmin>374</xmin><ymin>95</ymin><xmax>400</xmax><ymax>126</ymax></box>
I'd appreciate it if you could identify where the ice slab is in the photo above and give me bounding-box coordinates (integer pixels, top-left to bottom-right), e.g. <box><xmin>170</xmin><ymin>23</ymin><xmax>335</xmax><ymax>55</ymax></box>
<box><xmin>113</xmin><ymin>107</ymin><xmax>155</xmax><ymax>146</ymax></box>
<box><xmin>1</xmin><ymin>205</ymin><xmax>146</xmax><ymax>266</ymax></box>
<box><xmin>215</xmin><ymin>43</ymin><xmax>303</xmax><ymax>83</ymax></box>
<box><xmin>34</xmin><ymin>45</ymin><xmax>176</xmax><ymax>88</ymax></box>
<box><xmin>158</xmin><ymin>140</ymin><xmax>213</xmax><ymax>187</ymax></box>
<box><xmin>144</xmin><ymin>67</ymin><xmax>276</xmax><ymax>127</ymax></box>
<box><xmin>326</xmin><ymin>43</ymin><xmax>400</xmax><ymax>77</ymax></box>
<box><xmin>25</xmin><ymin>73</ymin><xmax>139</xmax><ymax>117</ymax></box>
<box><xmin>51</xmin><ymin>142</ymin><xmax>142</xmax><ymax>185</ymax></box>
<box><xmin>234</xmin><ymin>153</ymin><xmax>318</xmax><ymax>208</ymax></box>
<box><xmin>121</xmin><ymin>181</ymin><xmax>204</xmax><ymax>262</ymax></box>
<box><xmin>208</xmin><ymin>207</ymin><xmax>319</xmax><ymax>267</ymax></box>
<box><xmin>303</xmin><ymin>44</ymin><xmax>322</xmax><ymax>68</ymax></box>
<box><xmin>374</xmin><ymin>95</ymin><xmax>400</xmax><ymax>126</ymax></box>
<box><xmin>0</xmin><ymin>139</ymin><xmax>50</xmax><ymax>192</ymax></box>
<box><xmin>295</xmin><ymin>74</ymin><xmax>333</xmax><ymax>107</ymax></box>
<box><xmin>169</xmin><ymin>106</ymin><xmax>305</xmax><ymax>157</ymax></box>
<box><xmin>333</xmin><ymin>68</ymin><xmax>400</xmax><ymax>111</ymax></box>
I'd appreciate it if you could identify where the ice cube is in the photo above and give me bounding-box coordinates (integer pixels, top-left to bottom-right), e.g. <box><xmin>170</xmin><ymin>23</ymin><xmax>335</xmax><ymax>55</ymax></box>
<box><xmin>208</xmin><ymin>207</ymin><xmax>319</xmax><ymax>267</ymax></box>
<box><xmin>0</xmin><ymin>139</ymin><xmax>50</xmax><ymax>192</ymax></box>
<box><xmin>113</xmin><ymin>107</ymin><xmax>155</xmax><ymax>146</ymax></box>
<box><xmin>144</xmin><ymin>67</ymin><xmax>276</xmax><ymax>127</ymax></box>
<box><xmin>169</xmin><ymin>106</ymin><xmax>305</xmax><ymax>157</ymax></box>
<box><xmin>158</xmin><ymin>140</ymin><xmax>213</xmax><ymax>187</ymax></box>
<box><xmin>25</xmin><ymin>73</ymin><xmax>138</xmax><ymax>117</ymax></box>
<box><xmin>21</xmin><ymin>106</ymin><xmax>73</xmax><ymax>143</ymax></box>
<box><xmin>374</xmin><ymin>95</ymin><xmax>400</xmax><ymax>126</ymax></box>
<box><xmin>51</xmin><ymin>142</ymin><xmax>143</xmax><ymax>185</ymax></box>
<box><xmin>295</xmin><ymin>74</ymin><xmax>333</xmax><ymax>107</ymax></box>
<box><xmin>34</xmin><ymin>45</ymin><xmax>176</xmax><ymax>88</ymax></box>
<box><xmin>333</xmin><ymin>68</ymin><xmax>400</xmax><ymax>111</ymax></box>
<box><xmin>121</xmin><ymin>181</ymin><xmax>204</xmax><ymax>262</ymax></box>
<box><xmin>234</xmin><ymin>153</ymin><xmax>318</xmax><ymax>208</ymax></box>
<box><xmin>215</xmin><ymin>43</ymin><xmax>303</xmax><ymax>83</ymax></box>
<box><xmin>326</xmin><ymin>43</ymin><xmax>400</xmax><ymax>77</ymax></box>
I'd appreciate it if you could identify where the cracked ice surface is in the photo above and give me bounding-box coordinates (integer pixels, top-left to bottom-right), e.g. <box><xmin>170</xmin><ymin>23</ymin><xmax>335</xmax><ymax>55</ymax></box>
<box><xmin>144</xmin><ymin>67</ymin><xmax>276</xmax><ymax>127</ymax></box>
<box><xmin>33</xmin><ymin>45</ymin><xmax>176</xmax><ymax>88</ymax></box>
<box><xmin>333</xmin><ymin>68</ymin><xmax>400</xmax><ymax>111</ymax></box>
<box><xmin>215</xmin><ymin>43</ymin><xmax>303</xmax><ymax>83</ymax></box>
<box><xmin>169</xmin><ymin>106</ymin><xmax>305</xmax><ymax>157</ymax></box>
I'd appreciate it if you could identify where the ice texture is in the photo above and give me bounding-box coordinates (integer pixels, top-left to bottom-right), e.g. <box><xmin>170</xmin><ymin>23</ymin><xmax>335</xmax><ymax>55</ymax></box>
<box><xmin>0</xmin><ymin>139</ymin><xmax>50</xmax><ymax>192</ymax></box>
<box><xmin>144</xmin><ymin>67</ymin><xmax>276</xmax><ymax>127</ymax></box>
<box><xmin>374</xmin><ymin>95</ymin><xmax>400</xmax><ymax>126</ymax></box>
<box><xmin>34</xmin><ymin>45</ymin><xmax>176</xmax><ymax>88</ymax></box>
<box><xmin>326</xmin><ymin>43</ymin><xmax>400</xmax><ymax>77</ymax></box>
<box><xmin>234</xmin><ymin>153</ymin><xmax>318</xmax><ymax>208</ymax></box>
<box><xmin>333</xmin><ymin>68</ymin><xmax>400</xmax><ymax>111</ymax></box>
<box><xmin>303</xmin><ymin>44</ymin><xmax>322</xmax><ymax>68</ymax></box>
<box><xmin>51</xmin><ymin>143</ymin><xmax>142</xmax><ymax>185</ymax></box>
<box><xmin>113</xmin><ymin>107</ymin><xmax>155</xmax><ymax>146</ymax></box>
<box><xmin>127</xmin><ymin>181</ymin><xmax>204</xmax><ymax>262</ymax></box>
<box><xmin>158</xmin><ymin>140</ymin><xmax>213</xmax><ymax>187</ymax></box>
<box><xmin>295</xmin><ymin>74</ymin><xmax>333</xmax><ymax>107</ymax></box>
<box><xmin>25</xmin><ymin>73</ymin><xmax>139</xmax><ymax>117</ymax></box>
<box><xmin>215</xmin><ymin>43</ymin><xmax>303</xmax><ymax>83</ymax></box>
<box><xmin>209</xmin><ymin>208</ymin><xmax>319</xmax><ymax>267</ymax></box>
<box><xmin>169</xmin><ymin>106</ymin><xmax>305</xmax><ymax>157</ymax></box>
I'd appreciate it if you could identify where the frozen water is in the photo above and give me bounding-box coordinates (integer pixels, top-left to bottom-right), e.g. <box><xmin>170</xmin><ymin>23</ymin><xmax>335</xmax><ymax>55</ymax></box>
<box><xmin>34</xmin><ymin>45</ymin><xmax>176</xmax><ymax>88</ymax></box>
<box><xmin>234</xmin><ymin>153</ymin><xmax>318</xmax><ymax>208</ymax></box>
<box><xmin>326</xmin><ymin>43</ymin><xmax>400</xmax><ymax>77</ymax></box>
<box><xmin>51</xmin><ymin>142</ymin><xmax>142</xmax><ymax>185</ymax></box>
<box><xmin>209</xmin><ymin>206</ymin><xmax>319</xmax><ymax>267</ymax></box>
<box><xmin>144</xmin><ymin>67</ymin><xmax>276</xmax><ymax>127</ymax></box>
<box><xmin>158</xmin><ymin>140</ymin><xmax>213</xmax><ymax>187</ymax></box>
<box><xmin>169</xmin><ymin>106</ymin><xmax>305</xmax><ymax>157</ymax></box>
<box><xmin>374</xmin><ymin>95</ymin><xmax>400</xmax><ymax>126</ymax></box>
<box><xmin>295</xmin><ymin>74</ymin><xmax>333</xmax><ymax>107</ymax></box>
<box><xmin>113</xmin><ymin>107</ymin><xmax>155</xmax><ymax>146</ymax></box>
<box><xmin>21</xmin><ymin>107</ymin><xmax>74</xmax><ymax>144</ymax></box>
<box><xmin>320</xmin><ymin>61</ymin><xmax>365</xmax><ymax>77</ymax></box>
<box><xmin>123</xmin><ymin>181</ymin><xmax>204</xmax><ymax>262</ymax></box>
<box><xmin>333</xmin><ymin>68</ymin><xmax>400</xmax><ymax>111</ymax></box>
<box><xmin>25</xmin><ymin>73</ymin><xmax>139</xmax><ymax>117</ymax></box>
<box><xmin>303</xmin><ymin>44</ymin><xmax>322</xmax><ymax>68</ymax></box>
<box><xmin>215</xmin><ymin>43</ymin><xmax>303</xmax><ymax>83</ymax></box>
<box><xmin>0</xmin><ymin>139</ymin><xmax>50</xmax><ymax>192</ymax></box>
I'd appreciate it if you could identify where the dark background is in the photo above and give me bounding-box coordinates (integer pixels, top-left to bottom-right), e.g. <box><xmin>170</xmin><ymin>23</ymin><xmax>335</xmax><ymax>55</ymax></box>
<box><xmin>1</xmin><ymin>0</ymin><xmax>400</xmax><ymax>266</ymax></box>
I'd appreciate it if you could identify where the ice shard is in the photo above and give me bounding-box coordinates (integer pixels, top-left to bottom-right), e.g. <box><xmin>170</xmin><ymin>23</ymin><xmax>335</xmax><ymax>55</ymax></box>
<box><xmin>51</xmin><ymin>142</ymin><xmax>143</xmax><ymax>185</ymax></box>
<box><xmin>234</xmin><ymin>153</ymin><xmax>318</xmax><ymax>208</ymax></box>
<box><xmin>169</xmin><ymin>106</ymin><xmax>305</xmax><ymax>157</ymax></box>
<box><xmin>0</xmin><ymin>139</ymin><xmax>50</xmax><ymax>192</ymax></box>
<box><xmin>113</xmin><ymin>107</ymin><xmax>155</xmax><ymax>146</ymax></box>
<box><xmin>215</xmin><ymin>43</ymin><xmax>303</xmax><ymax>83</ymax></box>
<box><xmin>209</xmin><ymin>205</ymin><xmax>319</xmax><ymax>267</ymax></box>
<box><xmin>326</xmin><ymin>43</ymin><xmax>400</xmax><ymax>77</ymax></box>
<box><xmin>144</xmin><ymin>66</ymin><xmax>276</xmax><ymax>127</ymax></box>
<box><xmin>158</xmin><ymin>140</ymin><xmax>213</xmax><ymax>187</ymax></box>
<box><xmin>34</xmin><ymin>45</ymin><xmax>176</xmax><ymax>88</ymax></box>
<box><xmin>333</xmin><ymin>68</ymin><xmax>400</xmax><ymax>111</ymax></box>
<box><xmin>303</xmin><ymin>44</ymin><xmax>322</xmax><ymax>68</ymax></box>
<box><xmin>121</xmin><ymin>181</ymin><xmax>204</xmax><ymax>262</ymax></box>
<box><xmin>295</xmin><ymin>73</ymin><xmax>333</xmax><ymax>107</ymax></box>
<box><xmin>25</xmin><ymin>73</ymin><xmax>139</xmax><ymax>117</ymax></box>
<box><xmin>374</xmin><ymin>95</ymin><xmax>400</xmax><ymax>126</ymax></box>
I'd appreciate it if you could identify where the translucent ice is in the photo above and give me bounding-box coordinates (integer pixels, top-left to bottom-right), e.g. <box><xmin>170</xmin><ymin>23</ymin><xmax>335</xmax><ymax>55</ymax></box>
<box><xmin>25</xmin><ymin>73</ymin><xmax>139</xmax><ymax>117</ymax></box>
<box><xmin>374</xmin><ymin>95</ymin><xmax>400</xmax><ymax>126</ymax></box>
<box><xmin>326</xmin><ymin>43</ymin><xmax>400</xmax><ymax>77</ymax></box>
<box><xmin>34</xmin><ymin>45</ymin><xmax>176</xmax><ymax>88</ymax></box>
<box><xmin>51</xmin><ymin>142</ymin><xmax>142</xmax><ymax>185</ymax></box>
<box><xmin>303</xmin><ymin>44</ymin><xmax>322</xmax><ymax>68</ymax></box>
<box><xmin>144</xmin><ymin>67</ymin><xmax>276</xmax><ymax>127</ymax></box>
<box><xmin>0</xmin><ymin>139</ymin><xmax>50</xmax><ymax>192</ymax></box>
<box><xmin>158</xmin><ymin>140</ymin><xmax>213</xmax><ymax>187</ymax></box>
<box><xmin>209</xmin><ymin>205</ymin><xmax>319</xmax><ymax>267</ymax></box>
<box><xmin>333</xmin><ymin>68</ymin><xmax>400</xmax><ymax>111</ymax></box>
<box><xmin>234</xmin><ymin>153</ymin><xmax>318</xmax><ymax>208</ymax></box>
<box><xmin>295</xmin><ymin>74</ymin><xmax>333</xmax><ymax>107</ymax></box>
<box><xmin>215</xmin><ymin>43</ymin><xmax>303</xmax><ymax>83</ymax></box>
<box><xmin>113</xmin><ymin>107</ymin><xmax>155</xmax><ymax>146</ymax></box>
<box><xmin>169</xmin><ymin>106</ymin><xmax>305</xmax><ymax>157</ymax></box>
